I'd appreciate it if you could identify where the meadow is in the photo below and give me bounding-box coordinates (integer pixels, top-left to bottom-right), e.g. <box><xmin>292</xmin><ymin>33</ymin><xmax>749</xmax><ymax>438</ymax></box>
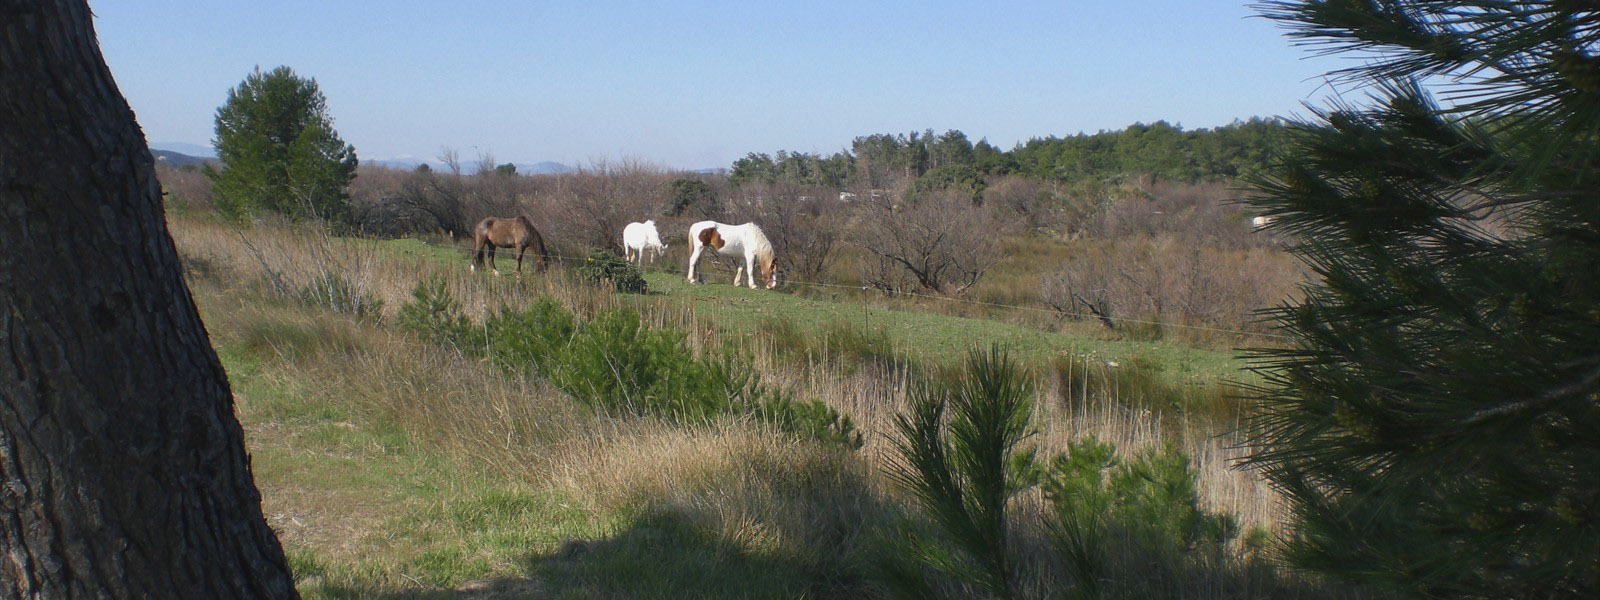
<box><xmin>165</xmin><ymin>195</ymin><xmax>1374</xmax><ymax>597</ymax></box>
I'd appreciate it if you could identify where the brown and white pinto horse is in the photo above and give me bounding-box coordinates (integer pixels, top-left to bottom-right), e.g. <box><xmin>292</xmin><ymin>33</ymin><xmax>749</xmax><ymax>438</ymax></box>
<box><xmin>686</xmin><ymin>220</ymin><xmax>778</xmax><ymax>289</ymax></box>
<box><xmin>471</xmin><ymin>216</ymin><xmax>549</xmax><ymax>275</ymax></box>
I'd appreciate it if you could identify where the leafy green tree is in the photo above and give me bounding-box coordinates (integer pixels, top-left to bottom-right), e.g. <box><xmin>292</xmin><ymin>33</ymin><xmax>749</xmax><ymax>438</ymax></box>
<box><xmin>973</xmin><ymin>138</ymin><xmax>1018</xmax><ymax>175</ymax></box>
<box><xmin>928</xmin><ymin>129</ymin><xmax>976</xmax><ymax>170</ymax></box>
<box><xmin>728</xmin><ymin>152</ymin><xmax>776</xmax><ymax>185</ymax></box>
<box><xmin>207</xmin><ymin>65</ymin><xmax>358</xmax><ymax>225</ymax></box>
<box><xmin>909</xmin><ymin>164</ymin><xmax>987</xmax><ymax>204</ymax></box>
<box><xmin>1245</xmin><ymin>2</ymin><xmax>1600</xmax><ymax>596</ymax></box>
<box><xmin>665</xmin><ymin>177</ymin><xmax>717</xmax><ymax>217</ymax></box>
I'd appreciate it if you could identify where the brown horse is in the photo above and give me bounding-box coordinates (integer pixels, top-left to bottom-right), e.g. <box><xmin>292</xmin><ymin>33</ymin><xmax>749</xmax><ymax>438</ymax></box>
<box><xmin>471</xmin><ymin>216</ymin><xmax>549</xmax><ymax>275</ymax></box>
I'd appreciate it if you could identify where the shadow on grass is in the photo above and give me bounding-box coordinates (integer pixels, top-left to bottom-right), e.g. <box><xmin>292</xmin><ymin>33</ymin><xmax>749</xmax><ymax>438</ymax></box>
<box><xmin>521</xmin><ymin>511</ymin><xmax>870</xmax><ymax>599</ymax></box>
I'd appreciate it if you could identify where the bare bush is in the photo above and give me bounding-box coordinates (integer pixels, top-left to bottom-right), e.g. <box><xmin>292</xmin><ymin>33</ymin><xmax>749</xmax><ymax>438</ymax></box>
<box><xmin>536</xmin><ymin>158</ymin><xmax>671</xmax><ymax>254</ymax></box>
<box><xmin>1041</xmin><ymin>263</ymin><xmax>1115</xmax><ymax>330</ymax></box>
<box><xmin>1041</xmin><ymin>235</ymin><xmax>1304</xmax><ymax>338</ymax></box>
<box><xmin>729</xmin><ymin>181</ymin><xmax>846</xmax><ymax>281</ymax></box>
<box><xmin>984</xmin><ymin>175</ymin><xmax>1067</xmax><ymax>234</ymax></box>
<box><xmin>1075</xmin><ymin>181</ymin><xmax>1266</xmax><ymax>250</ymax></box>
<box><xmin>348</xmin><ymin>148</ymin><xmax>536</xmax><ymax>239</ymax></box>
<box><xmin>856</xmin><ymin>190</ymin><xmax>1009</xmax><ymax>295</ymax></box>
<box><xmin>349</xmin><ymin>165</ymin><xmax>470</xmax><ymax>239</ymax></box>
<box><xmin>155</xmin><ymin>164</ymin><xmax>213</xmax><ymax>212</ymax></box>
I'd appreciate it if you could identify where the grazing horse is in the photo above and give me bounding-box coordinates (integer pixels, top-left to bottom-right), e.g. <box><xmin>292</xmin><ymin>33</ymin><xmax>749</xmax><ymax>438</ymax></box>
<box><xmin>686</xmin><ymin>220</ymin><xmax>778</xmax><ymax>289</ymax></box>
<box><xmin>622</xmin><ymin>220</ymin><xmax>668</xmax><ymax>265</ymax></box>
<box><xmin>471</xmin><ymin>216</ymin><xmax>549</xmax><ymax>275</ymax></box>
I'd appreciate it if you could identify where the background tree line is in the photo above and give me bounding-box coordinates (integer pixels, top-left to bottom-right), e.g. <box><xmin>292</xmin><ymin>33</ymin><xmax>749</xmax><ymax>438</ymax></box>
<box><xmin>728</xmin><ymin>118</ymin><xmax>1287</xmax><ymax>194</ymax></box>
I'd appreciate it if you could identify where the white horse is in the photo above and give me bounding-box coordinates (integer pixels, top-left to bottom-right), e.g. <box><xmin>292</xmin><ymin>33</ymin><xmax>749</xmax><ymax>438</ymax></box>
<box><xmin>686</xmin><ymin>221</ymin><xmax>778</xmax><ymax>289</ymax></box>
<box><xmin>622</xmin><ymin>220</ymin><xmax>667</xmax><ymax>264</ymax></box>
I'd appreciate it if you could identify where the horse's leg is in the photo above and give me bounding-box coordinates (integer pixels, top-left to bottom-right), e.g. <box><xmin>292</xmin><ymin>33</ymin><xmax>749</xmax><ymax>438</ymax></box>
<box><xmin>733</xmin><ymin>265</ymin><xmax>744</xmax><ymax>286</ymax></box>
<box><xmin>471</xmin><ymin>241</ymin><xmax>483</xmax><ymax>272</ymax></box>
<box><xmin>515</xmin><ymin>245</ymin><xmax>525</xmax><ymax>277</ymax></box>
<box><xmin>687</xmin><ymin>245</ymin><xmax>703</xmax><ymax>283</ymax></box>
<box><xmin>744</xmin><ymin>254</ymin><xmax>758</xmax><ymax>289</ymax></box>
<box><xmin>488</xmin><ymin>246</ymin><xmax>500</xmax><ymax>276</ymax></box>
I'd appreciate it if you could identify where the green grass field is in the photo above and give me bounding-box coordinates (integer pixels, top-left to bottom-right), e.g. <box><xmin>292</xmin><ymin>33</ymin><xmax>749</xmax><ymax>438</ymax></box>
<box><xmin>374</xmin><ymin>235</ymin><xmax>1253</xmax><ymax>393</ymax></box>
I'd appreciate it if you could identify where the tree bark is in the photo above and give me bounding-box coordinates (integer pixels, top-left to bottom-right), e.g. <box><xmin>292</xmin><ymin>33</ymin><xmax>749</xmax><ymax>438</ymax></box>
<box><xmin>0</xmin><ymin>2</ymin><xmax>299</xmax><ymax>598</ymax></box>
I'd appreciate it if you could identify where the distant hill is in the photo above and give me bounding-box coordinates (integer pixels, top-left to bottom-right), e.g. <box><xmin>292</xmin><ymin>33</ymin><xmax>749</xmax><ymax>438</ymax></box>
<box><xmin>366</xmin><ymin>158</ymin><xmax>577</xmax><ymax>175</ymax></box>
<box><xmin>522</xmin><ymin>161</ymin><xmax>575</xmax><ymax>175</ymax></box>
<box><xmin>154</xmin><ymin>141</ymin><xmax>579</xmax><ymax>176</ymax></box>
<box><xmin>151</xmin><ymin>149</ymin><xmax>213</xmax><ymax>168</ymax></box>
<box><xmin>367</xmin><ymin>157</ymin><xmax>430</xmax><ymax>171</ymax></box>
<box><xmin>150</xmin><ymin>141</ymin><xmax>215</xmax><ymax>157</ymax></box>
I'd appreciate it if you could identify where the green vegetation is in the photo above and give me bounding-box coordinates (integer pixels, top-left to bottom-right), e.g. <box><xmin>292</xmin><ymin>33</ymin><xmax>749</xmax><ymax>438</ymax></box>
<box><xmin>201</xmin><ymin>279</ymin><xmax>883</xmax><ymax>598</ymax></box>
<box><xmin>664</xmin><ymin>177</ymin><xmax>717</xmax><ymax>217</ymax></box>
<box><xmin>396</xmin><ymin>279</ymin><xmax>861</xmax><ymax>448</ymax></box>
<box><xmin>884</xmin><ymin>347</ymin><xmax>1036</xmax><ymax>598</ymax></box>
<box><xmin>1245</xmin><ymin>2</ymin><xmax>1600</xmax><ymax>596</ymax></box>
<box><xmin>207</xmin><ymin>65</ymin><xmax>358</xmax><ymax>225</ymax></box>
<box><xmin>572</xmin><ymin>250</ymin><xmax>648</xmax><ymax>294</ymax></box>
<box><xmin>1011</xmin><ymin>118</ymin><xmax>1284</xmax><ymax>183</ymax></box>
<box><xmin>1042</xmin><ymin>436</ymin><xmax>1240</xmax><ymax>599</ymax></box>
<box><xmin>731</xmin><ymin>119</ymin><xmax>1286</xmax><ymax>194</ymax></box>
<box><xmin>885</xmin><ymin>348</ymin><xmax>1251</xmax><ymax>598</ymax></box>
<box><xmin>640</xmin><ymin>271</ymin><xmax>1243</xmax><ymax>396</ymax></box>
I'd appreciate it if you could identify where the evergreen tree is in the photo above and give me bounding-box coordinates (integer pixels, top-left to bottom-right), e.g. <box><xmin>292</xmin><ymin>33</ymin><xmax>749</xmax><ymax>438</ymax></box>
<box><xmin>728</xmin><ymin>152</ymin><xmax>776</xmax><ymax>185</ymax></box>
<box><xmin>1245</xmin><ymin>2</ymin><xmax>1599</xmax><ymax>596</ymax></box>
<box><xmin>665</xmin><ymin>177</ymin><xmax>717</xmax><ymax>217</ymax></box>
<box><xmin>207</xmin><ymin>65</ymin><xmax>358</xmax><ymax>225</ymax></box>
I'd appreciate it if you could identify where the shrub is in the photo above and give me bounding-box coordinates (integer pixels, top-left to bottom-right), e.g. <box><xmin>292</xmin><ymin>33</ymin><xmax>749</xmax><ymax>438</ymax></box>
<box><xmin>547</xmin><ymin>307</ymin><xmax>860</xmax><ymax>448</ymax></box>
<box><xmin>574</xmin><ymin>251</ymin><xmax>648</xmax><ymax>294</ymax></box>
<box><xmin>395</xmin><ymin>277</ymin><xmax>477</xmax><ymax>351</ymax></box>
<box><xmin>857</xmin><ymin>190</ymin><xmax>1009</xmax><ymax>295</ymax></box>
<box><xmin>1041</xmin><ymin>437</ymin><xmax>1240</xmax><ymax>597</ymax></box>
<box><xmin>551</xmin><ymin>308</ymin><xmax>709</xmax><ymax>418</ymax></box>
<box><xmin>395</xmin><ymin>287</ymin><xmax>858</xmax><ymax>448</ymax></box>
<box><xmin>484</xmin><ymin>296</ymin><xmax>576</xmax><ymax>377</ymax></box>
<box><xmin>883</xmin><ymin>346</ymin><xmax>1036</xmax><ymax>599</ymax></box>
<box><xmin>1046</xmin><ymin>438</ymin><xmax>1237</xmax><ymax>553</ymax></box>
<box><xmin>298</xmin><ymin>272</ymin><xmax>383</xmax><ymax>323</ymax></box>
<box><xmin>885</xmin><ymin>348</ymin><xmax>1244</xmax><ymax>598</ymax></box>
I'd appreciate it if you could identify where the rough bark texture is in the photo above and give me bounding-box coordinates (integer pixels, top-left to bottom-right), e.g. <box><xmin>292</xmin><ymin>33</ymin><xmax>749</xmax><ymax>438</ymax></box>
<box><xmin>0</xmin><ymin>2</ymin><xmax>299</xmax><ymax>598</ymax></box>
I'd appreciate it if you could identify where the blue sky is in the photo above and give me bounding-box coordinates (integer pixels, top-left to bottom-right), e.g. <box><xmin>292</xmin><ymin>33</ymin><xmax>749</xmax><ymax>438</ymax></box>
<box><xmin>91</xmin><ymin>1</ymin><xmax>1346</xmax><ymax>170</ymax></box>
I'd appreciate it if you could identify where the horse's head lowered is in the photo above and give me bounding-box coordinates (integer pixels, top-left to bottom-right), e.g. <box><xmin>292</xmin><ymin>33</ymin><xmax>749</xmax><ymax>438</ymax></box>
<box><xmin>761</xmin><ymin>258</ymin><xmax>779</xmax><ymax>289</ymax></box>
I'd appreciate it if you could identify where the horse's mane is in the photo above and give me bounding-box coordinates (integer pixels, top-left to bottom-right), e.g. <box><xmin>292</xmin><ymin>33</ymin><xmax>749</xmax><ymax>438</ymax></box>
<box><xmin>743</xmin><ymin>223</ymin><xmax>775</xmax><ymax>269</ymax></box>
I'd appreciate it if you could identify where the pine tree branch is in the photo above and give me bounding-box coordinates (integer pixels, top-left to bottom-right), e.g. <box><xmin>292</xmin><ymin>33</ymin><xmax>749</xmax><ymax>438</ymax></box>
<box><xmin>1461</xmin><ymin>358</ymin><xmax>1600</xmax><ymax>426</ymax></box>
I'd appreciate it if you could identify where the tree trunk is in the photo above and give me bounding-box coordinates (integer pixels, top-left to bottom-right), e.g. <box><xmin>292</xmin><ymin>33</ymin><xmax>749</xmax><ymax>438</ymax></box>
<box><xmin>0</xmin><ymin>2</ymin><xmax>299</xmax><ymax>598</ymax></box>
